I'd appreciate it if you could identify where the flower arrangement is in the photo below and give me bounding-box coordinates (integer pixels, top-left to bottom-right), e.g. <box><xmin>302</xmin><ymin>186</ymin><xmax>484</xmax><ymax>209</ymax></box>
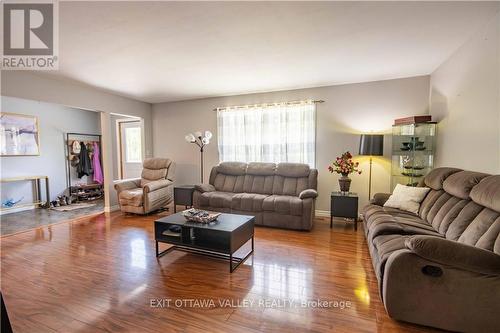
<box><xmin>328</xmin><ymin>151</ymin><xmax>362</xmax><ymax>176</ymax></box>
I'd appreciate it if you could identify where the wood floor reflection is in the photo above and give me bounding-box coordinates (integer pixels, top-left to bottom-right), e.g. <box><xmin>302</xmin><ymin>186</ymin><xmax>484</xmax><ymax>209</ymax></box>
<box><xmin>1</xmin><ymin>211</ymin><xmax>440</xmax><ymax>332</ymax></box>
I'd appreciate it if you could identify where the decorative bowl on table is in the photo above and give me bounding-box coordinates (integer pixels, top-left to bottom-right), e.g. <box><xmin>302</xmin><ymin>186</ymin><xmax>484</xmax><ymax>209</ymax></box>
<box><xmin>181</xmin><ymin>208</ymin><xmax>220</xmax><ymax>223</ymax></box>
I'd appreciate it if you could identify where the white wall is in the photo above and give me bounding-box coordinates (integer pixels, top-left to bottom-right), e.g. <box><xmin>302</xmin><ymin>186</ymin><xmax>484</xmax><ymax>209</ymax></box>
<box><xmin>1</xmin><ymin>71</ymin><xmax>154</xmax><ymax>210</ymax></box>
<box><xmin>430</xmin><ymin>13</ymin><xmax>500</xmax><ymax>174</ymax></box>
<box><xmin>153</xmin><ymin>76</ymin><xmax>430</xmax><ymax>211</ymax></box>
<box><xmin>0</xmin><ymin>97</ymin><xmax>101</xmax><ymax>209</ymax></box>
<box><xmin>110</xmin><ymin>114</ymin><xmax>122</xmax><ymax>181</ymax></box>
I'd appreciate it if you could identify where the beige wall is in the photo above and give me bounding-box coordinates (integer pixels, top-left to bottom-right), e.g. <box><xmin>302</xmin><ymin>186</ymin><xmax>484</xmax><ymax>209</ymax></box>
<box><xmin>1</xmin><ymin>71</ymin><xmax>154</xmax><ymax>210</ymax></box>
<box><xmin>430</xmin><ymin>13</ymin><xmax>500</xmax><ymax>174</ymax></box>
<box><xmin>153</xmin><ymin>76</ymin><xmax>430</xmax><ymax>211</ymax></box>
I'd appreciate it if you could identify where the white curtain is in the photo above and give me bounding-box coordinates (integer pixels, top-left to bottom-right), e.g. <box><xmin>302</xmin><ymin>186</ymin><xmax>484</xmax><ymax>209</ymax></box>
<box><xmin>217</xmin><ymin>101</ymin><xmax>316</xmax><ymax>167</ymax></box>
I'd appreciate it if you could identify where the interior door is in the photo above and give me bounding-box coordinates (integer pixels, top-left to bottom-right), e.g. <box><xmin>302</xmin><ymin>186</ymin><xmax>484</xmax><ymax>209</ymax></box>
<box><xmin>119</xmin><ymin>120</ymin><xmax>143</xmax><ymax>179</ymax></box>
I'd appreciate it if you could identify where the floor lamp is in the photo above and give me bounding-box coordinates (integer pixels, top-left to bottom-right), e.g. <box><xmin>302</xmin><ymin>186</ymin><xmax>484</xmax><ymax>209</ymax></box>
<box><xmin>185</xmin><ymin>131</ymin><xmax>212</xmax><ymax>183</ymax></box>
<box><xmin>359</xmin><ymin>134</ymin><xmax>384</xmax><ymax>200</ymax></box>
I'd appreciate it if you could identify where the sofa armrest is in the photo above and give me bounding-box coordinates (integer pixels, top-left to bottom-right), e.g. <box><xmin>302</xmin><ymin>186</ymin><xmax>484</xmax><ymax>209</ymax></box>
<box><xmin>195</xmin><ymin>184</ymin><xmax>216</xmax><ymax>193</ymax></box>
<box><xmin>299</xmin><ymin>189</ymin><xmax>318</xmax><ymax>199</ymax></box>
<box><xmin>405</xmin><ymin>235</ymin><xmax>500</xmax><ymax>275</ymax></box>
<box><xmin>370</xmin><ymin>192</ymin><xmax>392</xmax><ymax>206</ymax></box>
<box><xmin>143</xmin><ymin>179</ymin><xmax>173</xmax><ymax>193</ymax></box>
<box><xmin>114</xmin><ymin>178</ymin><xmax>141</xmax><ymax>192</ymax></box>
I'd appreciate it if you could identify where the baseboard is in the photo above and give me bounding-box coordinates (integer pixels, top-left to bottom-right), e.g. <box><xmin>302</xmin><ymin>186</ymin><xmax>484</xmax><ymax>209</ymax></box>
<box><xmin>316</xmin><ymin>210</ymin><xmax>365</xmax><ymax>221</ymax></box>
<box><xmin>0</xmin><ymin>205</ymin><xmax>36</xmax><ymax>215</ymax></box>
<box><xmin>105</xmin><ymin>205</ymin><xmax>121</xmax><ymax>213</ymax></box>
<box><xmin>315</xmin><ymin>210</ymin><xmax>330</xmax><ymax>217</ymax></box>
<box><xmin>103</xmin><ymin>207</ymin><xmax>341</xmax><ymax>217</ymax></box>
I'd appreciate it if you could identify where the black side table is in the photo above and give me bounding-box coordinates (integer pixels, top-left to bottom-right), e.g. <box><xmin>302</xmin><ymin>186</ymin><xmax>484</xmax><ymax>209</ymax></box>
<box><xmin>330</xmin><ymin>192</ymin><xmax>359</xmax><ymax>231</ymax></box>
<box><xmin>173</xmin><ymin>185</ymin><xmax>195</xmax><ymax>213</ymax></box>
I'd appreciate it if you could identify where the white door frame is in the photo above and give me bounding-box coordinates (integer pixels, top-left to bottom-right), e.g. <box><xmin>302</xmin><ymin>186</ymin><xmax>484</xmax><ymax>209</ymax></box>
<box><xmin>115</xmin><ymin>117</ymin><xmax>145</xmax><ymax>180</ymax></box>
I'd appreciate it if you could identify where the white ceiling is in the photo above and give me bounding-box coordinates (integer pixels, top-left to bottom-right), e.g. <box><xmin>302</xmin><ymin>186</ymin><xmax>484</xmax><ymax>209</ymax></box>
<box><xmin>45</xmin><ymin>1</ymin><xmax>499</xmax><ymax>103</ymax></box>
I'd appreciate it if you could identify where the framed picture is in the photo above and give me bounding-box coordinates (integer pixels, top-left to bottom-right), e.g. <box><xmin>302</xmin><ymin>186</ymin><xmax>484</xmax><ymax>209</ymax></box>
<box><xmin>0</xmin><ymin>112</ymin><xmax>40</xmax><ymax>156</ymax></box>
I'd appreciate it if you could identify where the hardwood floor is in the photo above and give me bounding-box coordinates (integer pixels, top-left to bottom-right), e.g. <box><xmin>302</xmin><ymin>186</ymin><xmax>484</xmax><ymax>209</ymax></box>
<box><xmin>0</xmin><ymin>211</ymin><xmax>440</xmax><ymax>333</ymax></box>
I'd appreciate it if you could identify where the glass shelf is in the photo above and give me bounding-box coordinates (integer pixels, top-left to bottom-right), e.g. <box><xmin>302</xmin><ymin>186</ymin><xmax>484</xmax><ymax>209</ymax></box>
<box><xmin>391</xmin><ymin>122</ymin><xmax>437</xmax><ymax>191</ymax></box>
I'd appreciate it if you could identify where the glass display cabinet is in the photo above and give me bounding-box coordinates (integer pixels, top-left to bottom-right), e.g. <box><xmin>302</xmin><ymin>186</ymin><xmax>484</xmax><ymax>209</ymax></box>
<box><xmin>391</xmin><ymin>122</ymin><xmax>437</xmax><ymax>191</ymax></box>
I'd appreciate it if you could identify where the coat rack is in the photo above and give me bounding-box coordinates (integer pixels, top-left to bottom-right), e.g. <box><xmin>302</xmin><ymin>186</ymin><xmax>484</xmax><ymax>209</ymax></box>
<box><xmin>65</xmin><ymin>132</ymin><xmax>103</xmax><ymax>202</ymax></box>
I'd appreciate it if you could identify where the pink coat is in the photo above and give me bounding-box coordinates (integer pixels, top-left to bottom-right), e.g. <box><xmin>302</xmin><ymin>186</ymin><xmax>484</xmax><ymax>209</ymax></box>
<box><xmin>92</xmin><ymin>142</ymin><xmax>104</xmax><ymax>184</ymax></box>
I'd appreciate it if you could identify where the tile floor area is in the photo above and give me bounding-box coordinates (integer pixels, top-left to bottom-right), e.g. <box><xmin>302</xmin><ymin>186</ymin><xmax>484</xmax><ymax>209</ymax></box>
<box><xmin>0</xmin><ymin>200</ymin><xmax>104</xmax><ymax>236</ymax></box>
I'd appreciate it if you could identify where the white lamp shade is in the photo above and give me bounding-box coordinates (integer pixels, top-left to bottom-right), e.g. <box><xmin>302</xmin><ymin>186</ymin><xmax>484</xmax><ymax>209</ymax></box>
<box><xmin>194</xmin><ymin>131</ymin><xmax>202</xmax><ymax>138</ymax></box>
<box><xmin>185</xmin><ymin>133</ymin><xmax>196</xmax><ymax>143</ymax></box>
<box><xmin>204</xmin><ymin>131</ymin><xmax>213</xmax><ymax>140</ymax></box>
<box><xmin>202</xmin><ymin>137</ymin><xmax>210</xmax><ymax>145</ymax></box>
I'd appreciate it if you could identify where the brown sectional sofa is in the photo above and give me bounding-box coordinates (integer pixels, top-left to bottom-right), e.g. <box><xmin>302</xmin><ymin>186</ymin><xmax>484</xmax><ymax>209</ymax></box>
<box><xmin>362</xmin><ymin>167</ymin><xmax>500</xmax><ymax>332</ymax></box>
<box><xmin>193</xmin><ymin>162</ymin><xmax>318</xmax><ymax>230</ymax></box>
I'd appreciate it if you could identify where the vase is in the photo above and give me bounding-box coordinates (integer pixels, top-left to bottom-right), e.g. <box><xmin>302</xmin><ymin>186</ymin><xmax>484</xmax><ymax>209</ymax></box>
<box><xmin>338</xmin><ymin>174</ymin><xmax>351</xmax><ymax>193</ymax></box>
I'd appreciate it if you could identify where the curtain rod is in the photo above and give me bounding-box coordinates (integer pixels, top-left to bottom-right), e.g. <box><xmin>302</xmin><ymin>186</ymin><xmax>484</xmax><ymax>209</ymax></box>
<box><xmin>213</xmin><ymin>99</ymin><xmax>324</xmax><ymax>111</ymax></box>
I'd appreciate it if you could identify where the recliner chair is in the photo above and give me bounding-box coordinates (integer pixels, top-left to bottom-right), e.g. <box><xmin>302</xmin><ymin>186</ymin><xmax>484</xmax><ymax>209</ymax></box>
<box><xmin>114</xmin><ymin>158</ymin><xmax>174</xmax><ymax>214</ymax></box>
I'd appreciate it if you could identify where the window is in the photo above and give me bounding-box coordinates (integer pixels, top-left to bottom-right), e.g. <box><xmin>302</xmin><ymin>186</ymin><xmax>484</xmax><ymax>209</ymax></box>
<box><xmin>124</xmin><ymin>127</ymin><xmax>142</xmax><ymax>163</ymax></box>
<box><xmin>217</xmin><ymin>101</ymin><xmax>316</xmax><ymax>166</ymax></box>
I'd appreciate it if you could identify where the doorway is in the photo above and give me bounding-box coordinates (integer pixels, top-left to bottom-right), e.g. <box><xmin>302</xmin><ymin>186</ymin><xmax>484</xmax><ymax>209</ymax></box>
<box><xmin>117</xmin><ymin>119</ymin><xmax>144</xmax><ymax>179</ymax></box>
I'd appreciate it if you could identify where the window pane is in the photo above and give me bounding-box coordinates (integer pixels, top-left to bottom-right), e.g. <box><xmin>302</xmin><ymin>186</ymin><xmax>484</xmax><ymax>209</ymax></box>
<box><xmin>125</xmin><ymin>127</ymin><xmax>142</xmax><ymax>163</ymax></box>
<box><xmin>217</xmin><ymin>102</ymin><xmax>316</xmax><ymax>167</ymax></box>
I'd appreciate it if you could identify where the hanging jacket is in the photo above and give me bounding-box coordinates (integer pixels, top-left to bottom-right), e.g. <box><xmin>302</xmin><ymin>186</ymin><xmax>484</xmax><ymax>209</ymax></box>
<box><xmin>77</xmin><ymin>141</ymin><xmax>92</xmax><ymax>178</ymax></box>
<box><xmin>92</xmin><ymin>142</ymin><xmax>104</xmax><ymax>184</ymax></box>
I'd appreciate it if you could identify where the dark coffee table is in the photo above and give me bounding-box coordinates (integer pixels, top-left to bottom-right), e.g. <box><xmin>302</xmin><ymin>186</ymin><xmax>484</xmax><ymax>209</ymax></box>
<box><xmin>154</xmin><ymin>213</ymin><xmax>254</xmax><ymax>273</ymax></box>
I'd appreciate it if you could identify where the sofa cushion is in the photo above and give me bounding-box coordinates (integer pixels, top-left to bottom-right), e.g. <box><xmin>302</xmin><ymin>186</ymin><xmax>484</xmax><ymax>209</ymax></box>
<box><xmin>363</xmin><ymin>204</ymin><xmax>441</xmax><ymax>242</ymax></box>
<box><xmin>231</xmin><ymin>193</ymin><xmax>270</xmax><ymax>212</ymax></box>
<box><xmin>242</xmin><ymin>175</ymin><xmax>275</xmax><ymax>194</ymax></box>
<box><xmin>368</xmin><ymin>217</ymin><xmax>441</xmax><ymax>242</ymax></box>
<box><xmin>263</xmin><ymin>195</ymin><xmax>303</xmax><ymax>216</ymax></box>
<box><xmin>443</xmin><ymin>171</ymin><xmax>489</xmax><ymax>199</ymax></box>
<box><xmin>141</xmin><ymin>168</ymin><xmax>168</xmax><ymax>187</ymax></box>
<box><xmin>470</xmin><ymin>175</ymin><xmax>500</xmax><ymax>213</ymax></box>
<box><xmin>198</xmin><ymin>191</ymin><xmax>235</xmax><ymax>209</ymax></box>
<box><xmin>140</xmin><ymin>158</ymin><xmax>172</xmax><ymax>187</ymax></box>
<box><xmin>246</xmin><ymin>162</ymin><xmax>275</xmax><ymax>176</ymax></box>
<box><xmin>445</xmin><ymin>201</ymin><xmax>485</xmax><ymax>241</ymax></box>
<box><xmin>119</xmin><ymin>188</ymin><xmax>143</xmax><ymax>207</ymax></box>
<box><xmin>364</xmin><ymin>204</ymin><xmax>423</xmax><ymax>224</ymax></box>
<box><xmin>458</xmin><ymin>208</ymin><xmax>500</xmax><ymax>253</ymax></box>
<box><xmin>217</xmin><ymin>162</ymin><xmax>247</xmax><ymax>176</ymax></box>
<box><xmin>372</xmin><ymin>234</ymin><xmax>413</xmax><ymax>278</ymax></box>
<box><xmin>424</xmin><ymin>167</ymin><xmax>462</xmax><ymax>190</ymax></box>
<box><xmin>213</xmin><ymin>174</ymin><xmax>246</xmax><ymax>192</ymax></box>
<box><xmin>271</xmin><ymin>175</ymin><xmax>310</xmax><ymax>196</ymax></box>
<box><xmin>276</xmin><ymin>163</ymin><xmax>310</xmax><ymax>177</ymax></box>
<box><xmin>143</xmin><ymin>158</ymin><xmax>171</xmax><ymax>170</ymax></box>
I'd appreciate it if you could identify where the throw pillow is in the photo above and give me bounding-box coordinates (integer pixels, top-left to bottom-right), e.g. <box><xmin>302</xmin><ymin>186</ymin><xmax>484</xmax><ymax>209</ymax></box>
<box><xmin>384</xmin><ymin>184</ymin><xmax>431</xmax><ymax>214</ymax></box>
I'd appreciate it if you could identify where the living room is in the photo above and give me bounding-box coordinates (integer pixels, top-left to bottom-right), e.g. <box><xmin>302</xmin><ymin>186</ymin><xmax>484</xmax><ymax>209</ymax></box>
<box><xmin>1</xmin><ymin>1</ymin><xmax>499</xmax><ymax>333</ymax></box>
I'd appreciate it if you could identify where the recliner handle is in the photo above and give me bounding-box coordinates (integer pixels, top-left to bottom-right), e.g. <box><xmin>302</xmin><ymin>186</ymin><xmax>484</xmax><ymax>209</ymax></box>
<box><xmin>421</xmin><ymin>265</ymin><xmax>443</xmax><ymax>277</ymax></box>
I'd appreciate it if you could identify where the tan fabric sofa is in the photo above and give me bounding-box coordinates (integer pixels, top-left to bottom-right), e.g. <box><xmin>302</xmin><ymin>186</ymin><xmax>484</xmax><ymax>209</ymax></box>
<box><xmin>114</xmin><ymin>158</ymin><xmax>174</xmax><ymax>214</ymax></box>
<box><xmin>193</xmin><ymin>162</ymin><xmax>318</xmax><ymax>230</ymax></box>
<box><xmin>362</xmin><ymin>167</ymin><xmax>500</xmax><ymax>332</ymax></box>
